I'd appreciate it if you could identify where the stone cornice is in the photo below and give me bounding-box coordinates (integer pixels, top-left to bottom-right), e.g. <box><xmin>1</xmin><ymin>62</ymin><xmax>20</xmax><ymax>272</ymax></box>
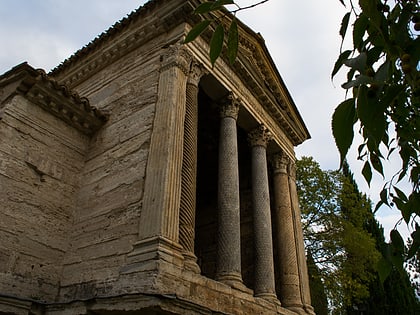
<box><xmin>0</xmin><ymin>63</ymin><xmax>108</xmax><ymax>136</ymax></box>
<box><xmin>49</xmin><ymin>0</ymin><xmax>193</xmax><ymax>88</ymax></box>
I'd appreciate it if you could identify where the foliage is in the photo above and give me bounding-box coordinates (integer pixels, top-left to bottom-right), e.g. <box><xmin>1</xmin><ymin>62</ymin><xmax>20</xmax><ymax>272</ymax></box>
<box><xmin>184</xmin><ymin>0</ymin><xmax>270</xmax><ymax>66</ymax></box>
<box><xmin>332</xmin><ymin>0</ymin><xmax>420</xmax><ymax>276</ymax></box>
<box><xmin>296</xmin><ymin>157</ymin><xmax>381</xmax><ymax>312</ymax></box>
<box><xmin>307</xmin><ymin>250</ymin><xmax>329</xmax><ymax>315</ymax></box>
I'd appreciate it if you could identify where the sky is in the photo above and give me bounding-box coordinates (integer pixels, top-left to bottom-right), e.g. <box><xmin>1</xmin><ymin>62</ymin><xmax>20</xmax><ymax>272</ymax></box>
<box><xmin>0</xmin><ymin>0</ymin><xmax>409</xmax><ymax>240</ymax></box>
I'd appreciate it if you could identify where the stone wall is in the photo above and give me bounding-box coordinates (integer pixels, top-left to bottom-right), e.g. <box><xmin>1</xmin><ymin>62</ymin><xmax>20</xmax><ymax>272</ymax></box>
<box><xmin>57</xmin><ymin>34</ymin><xmax>165</xmax><ymax>299</ymax></box>
<box><xmin>0</xmin><ymin>95</ymin><xmax>90</xmax><ymax>300</ymax></box>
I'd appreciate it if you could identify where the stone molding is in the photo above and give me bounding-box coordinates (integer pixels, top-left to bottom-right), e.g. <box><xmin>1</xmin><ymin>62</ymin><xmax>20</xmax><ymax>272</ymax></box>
<box><xmin>0</xmin><ymin>63</ymin><xmax>108</xmax><ymax>136</ymax></box>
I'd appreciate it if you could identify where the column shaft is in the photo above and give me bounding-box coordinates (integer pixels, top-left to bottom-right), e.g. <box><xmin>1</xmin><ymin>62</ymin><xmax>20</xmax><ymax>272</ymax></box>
<box><xmin>248</xmin><ymin>126</ymin><xmax>278</xmax><ymax>302</ymax></box>
<box><xmin>179</xmin><ymin>63</ymin><xmax>206</xmax><ymax>272</ymax></box>
<box><xmin>216</xmin><ymin>94</ymin><xmax>244</xmax><ymax>289</ymax></box>
<box><xmin>288</xmin><ymin>161</ymin><xmax>315</xmax><ymax>315</ymax></box>
<box><xmin>272</xmin><ymin>152</ymin><xmax>304</xmax><ymax>312</ymax></box>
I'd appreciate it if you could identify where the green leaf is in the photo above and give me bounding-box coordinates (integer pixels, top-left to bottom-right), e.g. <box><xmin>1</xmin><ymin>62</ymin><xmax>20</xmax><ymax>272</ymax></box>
<box><xmin>341</xmin><ymin>74</ymin><xmax>372</xmax><ymax>89</ymax></box>
<box><xmin>212</xmin><ymin>0</ymin><xmax>234</xmax><ymax>7</ymax></box>
<box><xmin>332</xmin><ymin>50</ymin><xmax>352</xmax><ymax>79</ymax></box>
<box><xmin>380</xmin><ymin>188</ymin><xmax>389</xmax><ymax>205</ymax></box>
<box><xmin>210</xmin><ymin>24</ymin><xmax>224</xmax><ymax>66</ymax></box>
<box><xmin>390</xmin><ymin>229</ymin><xmax>405</xmax><ymax>254</ymax></box>
<box><xmin>357</xmin><ymin>85</ymin><xmax>386</xmax><ymax>146</ymax></box>
<box><xmin>370</xmin><ymin>153</ymin><xmax>384</xmax><ymax>177</ymax></box>
<box><xmin>194</xmin><ymin>2</ymin><xmax>216</xmax><ymax>14</ymax></box>
<box><xmin>374</xmin><ymin>60</ymin><xmax>390</xmax><ymax>83</ymax></box>
<box><xmin>394</xmin><ymin>186</ymin><xmax>408</xmax><ymax>202</ymax></box>
<box><xmin>353</xmin><ymin>14</ymin><xmax>369</xmax><ymax>51</ymax></box>
<box><xmin>407</xmin><ymin>226</ymin><xmax>420</xmax><ymax>259</ymax></box>
<box><xmin>184</xmin><ymin>20</ymin><xmax>211</xmax><ymax>44</ymax></box>
<box><xmin>227</xmin><ymin>18</ymin><xmax>238</xmax><ymax>65</ymax></box>
<box><xmin>362</xmin><ymin>161</ymin><xmax>372</xmax><ymax>186</ymax></box>
<box><xmin>344</xmin><ymin>52</ymin><xmax>367</xmax><ymax>73</ymax></box>
<box><xmin>332</xmin><ymin>98</ymin><xmax>356</xmax><ymax>167</ymax></box>
<box><xmin>340</xmin><ymin>12</ymin><xmax>351</xmax><ymax>40</ymax></box>
<box><xmin>195</xmin><ymin>0</ymin><xmax>233</xmax><ymax>14</ymax></box>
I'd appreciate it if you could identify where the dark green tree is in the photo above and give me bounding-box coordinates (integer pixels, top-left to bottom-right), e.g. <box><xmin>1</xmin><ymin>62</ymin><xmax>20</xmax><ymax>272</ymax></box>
<box><xmin>296</xmin><ymin>157</ymin><xmax>381</xmax><ymax>313</ymax></box>
<box><xmin>307</xmin><ymin>249</ymin><xmax>329</xmax><ymax>315</ymax></box>
<box><xmin>342</xmin><ymin>162</ymin><xmax>419</xmax><ymax>315</ymax></box>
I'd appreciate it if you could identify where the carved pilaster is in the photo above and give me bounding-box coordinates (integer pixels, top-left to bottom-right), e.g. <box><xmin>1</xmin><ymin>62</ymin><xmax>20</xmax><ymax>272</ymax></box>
<box><xmin>128</xmin><ymin>44</ymin><xmax>192</xmax><ymax>271</ymax></box>
<box><xmin>248</xmin><ymin>125</ymin><xmax>278</xmax><ymax>303</ymax></box>
<box><xmin>179</xmin><ymin>61</ymin><xmax>207</xmax><ymax>273</ymax></box>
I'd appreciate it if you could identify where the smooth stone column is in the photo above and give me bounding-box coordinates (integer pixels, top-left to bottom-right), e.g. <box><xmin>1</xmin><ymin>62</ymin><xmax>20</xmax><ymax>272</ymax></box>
<box><xmin>179</xmin><ymin>62</ymin><xmax>206</xmax><ymax>273</ymax></box>
<box><xmin>216</xmin><ymin>93</ymin><xmax>246</xmax><ymax>290</ymax></box>
<box><xmin>288</xmin><ymin>161</ymin><xmax>315</xmax><ymax>315</ymax></box>
<box><xmin>248</xmin><ymin>125</ymin><xmax>279</xmax><ymax>303</ymax></box>
<box><xmin>271</xmin><ymin>152</ymin><xmax>304</xmax><ymax>313</ymax></box>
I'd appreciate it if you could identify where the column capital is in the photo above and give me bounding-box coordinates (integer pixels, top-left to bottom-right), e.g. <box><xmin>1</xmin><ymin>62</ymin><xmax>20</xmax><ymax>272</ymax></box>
<box><xmin>271</xmin><ymin>151</ymin><xmax>290</xmax><ymax>174</ymax></box>
<box><xmin>288</xmin><ymin>159</ymin><xmax>297</xmax><ymax>180</ymax></box>
<box><xmin>219</xmin><ymin>92</ymin><xmax>240</xmax><ymax>120</ymax></box>
<box><xmin>248</xmin><ymin>125</ymin><xmax>272</xmax><ymax>148</ymax></box>
<box><xmin>160</xmin><ymin>44</ymin><xmax>192</xmax><ymax>75</ymax></box>
<box><xmin>188</xmin><ymin>62</ymin><xmax>208</xmax><ymax>86</ymax></box>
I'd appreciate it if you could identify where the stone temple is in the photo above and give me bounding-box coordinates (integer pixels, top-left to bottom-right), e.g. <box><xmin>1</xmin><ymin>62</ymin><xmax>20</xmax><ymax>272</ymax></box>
<box><xmin>0</xmin><ymin>0</ymin><xmax>315</xmax><ymax>314</ymax></box>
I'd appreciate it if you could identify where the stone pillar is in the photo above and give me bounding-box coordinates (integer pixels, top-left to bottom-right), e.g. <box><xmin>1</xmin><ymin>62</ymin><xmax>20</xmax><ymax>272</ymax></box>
<box><xmin>288</xmin><ymin>161</ymin><xmax>315</xmax><ymax>315</ymax></box>
<box><xmin>126</xmin><ymin>44</ymin><xmax>192</xmax><ymax>269</ymax></box>
<box><xmin>271</xmin><ymin>151</ymin><xmax>304</xmax><ymax>314</ymax></box>
<box><xmin>248</xmin><ymin>125</ymin><xmax>278</xmax><ymax>302</ymax></box>
<box><xmin>216</xmin><ymin>93</ymin><xmax>246</xmax><ymax>290</ymax></box>
<box><xmin>179</xmin><ymin>62</ymin><xmax>206</xmax><ymax>273</ymax></box>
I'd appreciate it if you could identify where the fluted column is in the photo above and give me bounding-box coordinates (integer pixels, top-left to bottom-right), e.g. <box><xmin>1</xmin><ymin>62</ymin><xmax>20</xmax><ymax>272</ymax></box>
<box><xmin>216</xmin><ymin>93</ymin><xmax>246</xmax><ymax>290</ymax></box>
<box><xmin>288</xmin><ymin>161</ymin><xmax>315</xmax><ymax>315</ymax></box>
<box><xmin>126</xmin><ymin>44</ymin><xmax>192</xmax><ymax>269</ymax></box>
<box><xmin>179</xmin><ymin>62</ymin><xmax>206</xmax><ymax>273</ymax></box>
<box><xmin>248</xmin><ymin>125</ymin><xmax>278</xmax><ymax>302</ymax></box>
<box><xmin>271</xmin><ymin>151</ymin><xmax>304</xmax><ymax>313</ymax></box>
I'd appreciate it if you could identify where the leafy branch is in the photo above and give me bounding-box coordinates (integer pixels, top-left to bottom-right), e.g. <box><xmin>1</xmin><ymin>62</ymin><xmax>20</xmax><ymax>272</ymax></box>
<box><xmin>184</xmin><ymin>0</ymin><xmax>270</xmax><ymax>66</ymax></box>
<box><xmin>332</xmin><ymin>0</ymin><xmax>420</xmax><ymax>278</ymax></box>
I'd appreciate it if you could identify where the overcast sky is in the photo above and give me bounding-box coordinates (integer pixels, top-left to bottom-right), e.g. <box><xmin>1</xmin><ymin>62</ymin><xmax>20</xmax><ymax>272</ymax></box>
<box><xmin>0</xmin><ymin>0</ymin><xmax>408</xmax><ymax>240</ymax></box>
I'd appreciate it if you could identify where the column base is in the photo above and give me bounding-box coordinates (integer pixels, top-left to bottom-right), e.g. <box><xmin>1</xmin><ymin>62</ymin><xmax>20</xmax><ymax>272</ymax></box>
<box><xmin>284</xmin><ymin>305</ymin><xmax>307</xmax><ymax>315</ymax></box>
<box><xmin>255</xmin><ymin>292</ymin><xmax>281</xmax><ymax>305</ymax></box>
<box><xmin>216</xmin><ymin>272</ymin><xmax>253</xmax><ymax>294</ymax></box>
<box><xmin>182</xmin><ymin>250</ymin><xmax>201</xmax><ymax>273</ymax></box>
<box><xmin>122</xmin><ymin>236</ymin><xmax>184</xmax><ymax>274</ymax></box>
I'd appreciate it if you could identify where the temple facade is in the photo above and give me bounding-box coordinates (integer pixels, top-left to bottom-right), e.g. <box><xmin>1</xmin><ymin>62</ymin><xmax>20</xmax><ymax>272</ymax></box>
<box><xmin>0</xmin><ymin>0</ymin><xmax>314</xmax><ymax>314</ymax></box>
